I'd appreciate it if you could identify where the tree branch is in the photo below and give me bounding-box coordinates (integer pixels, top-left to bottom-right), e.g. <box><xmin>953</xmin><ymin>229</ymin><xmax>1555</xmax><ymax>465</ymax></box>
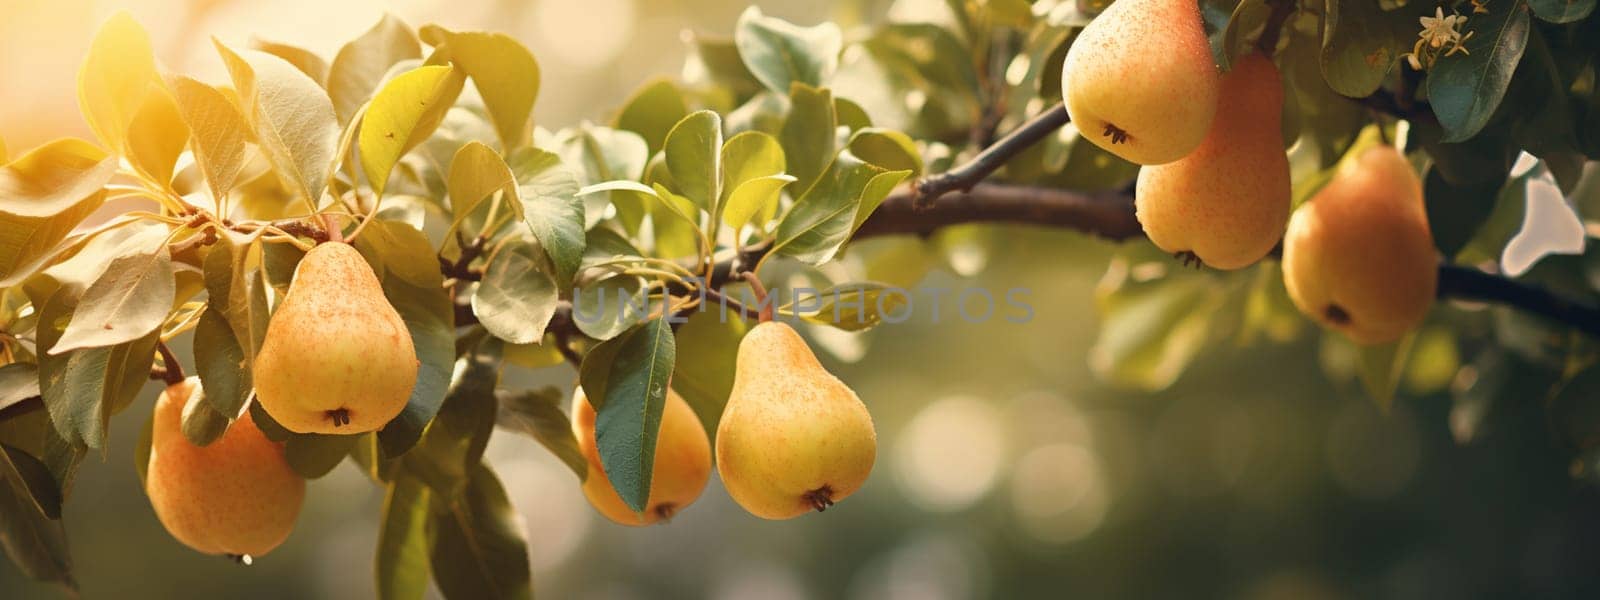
<box><xmin>858</xmin><ymin>183</ymin><xmax>1142</xmax><ymax>242</ymax></box>
<box><xmin>912</xmin><ymin>102</ymin><xmax>1070</xmax><ymax>208</ymax></box>
<box><xmin>1437</xmin><ymin>265</ymin><xmax>1600</xmax><ymax>338</ymax></box>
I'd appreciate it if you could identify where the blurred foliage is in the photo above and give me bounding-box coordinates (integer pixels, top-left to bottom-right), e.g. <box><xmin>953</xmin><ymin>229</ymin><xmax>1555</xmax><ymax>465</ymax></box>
<box><xmin>3</xmin><ymin>0</ymin><xmax>1600</xmax><ymax>598</ymax></box>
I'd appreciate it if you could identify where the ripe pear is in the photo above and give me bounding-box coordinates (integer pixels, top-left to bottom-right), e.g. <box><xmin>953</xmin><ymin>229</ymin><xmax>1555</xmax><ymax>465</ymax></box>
<box><xmin>254</xmin><ymin>241</ymin><xmax>418</xmax><ymax>433</ymax></box>
<box><xmin>715</xmin><ymin>321</ymin><xmax>876</xmax><ymax>520</ymax></box>
<box><xmin>1061</xmin><ymin>0</ymin><xmax>1221</xmax><ymax>165</ymax></box>
<box><xmin>1135</xmin><ymin>52</ymin><xmax>1290</xmax><ymax>270</ymax></box>
<box><xmin>571</xmin><ymin>387</ymin><xmax>711</xmax><ymax>526</ymax></box>
<box><xmin>1282</xmin><ymin>145</ymin><xmax>1437</xmax><ymax>345</ymax></box>
<box><xmin>145</xmin><ymin>378</ymin><xmax>304</xmax><ymax>558</ymax></box>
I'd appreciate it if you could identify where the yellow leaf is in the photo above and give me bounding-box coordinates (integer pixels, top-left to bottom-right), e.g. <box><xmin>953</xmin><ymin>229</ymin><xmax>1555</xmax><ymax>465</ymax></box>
<box><xmin>77</xmin><ymin>12</ymin><xmax>161</xmax><ymax>155</ymax></box>
<box><xmin>0</xmin><ymin>135</ymin><xmax>8</xmax><ymax>163</ymax></box>
<box><xmin>0</xmin><ymin>139</ymin><xmax>117</xmax><ymax>218</ymax></box>
<box><xmin>215</xmin><ymin>40</ymin><xmax>339</xmax><ymax>210</ymax></box>
<box><xmin>0</xmin><ymin>139</ymin><xmax>117</xmax><ymax>281</ymax></box>
<box><xmin>421</xmin><ymin>26</ymin><xmax>540</xmax><ymax>151</ymax></box>
<box><xmin>126</xmin><ymin>87</ymin><xmax>189</xmax><ymax>188</ymax></box>
<box><xmin>168</xmin><ymin>76</ymin><xmax>252</xmax><ymax>210</ymax></box>
<box><xmin>330</xmin><ymin>14</ymin><xmax>421</xmax><ymax>125</ymax></box>
<box><xmin>359</xmin><ymin>65</ymin><xmax>466</xmax><ymax>198</ymax></box>
<box><xmin>447</xmin><ymin>141</ymin><xmax>520</xmax><ymax>227</ymax></box>
<box><xmin>251</xmin><ymin>37</ymin><xmax>330</xmax><ymax>86</ymax></box>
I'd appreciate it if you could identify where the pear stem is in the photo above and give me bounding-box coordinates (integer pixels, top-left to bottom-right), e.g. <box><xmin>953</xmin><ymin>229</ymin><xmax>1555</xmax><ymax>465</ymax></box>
<box><xmin>1255</xmin><ymin>0</ymin><xmax>1297</xmax><ymax>57</ymax></box>
<box><xmin>153</xmin><ymin>340</ymin><xmax>185</xmax><ymax>386</ymax></box>
<box><xmin>321</xmin><ymin>213</ymin><xmax>344</xmax><ymax>244</ymax></box>
<box><xmin>739</xmin><ymin>271</ymin><xmax>774</xmax><ymax>323</ymax></box>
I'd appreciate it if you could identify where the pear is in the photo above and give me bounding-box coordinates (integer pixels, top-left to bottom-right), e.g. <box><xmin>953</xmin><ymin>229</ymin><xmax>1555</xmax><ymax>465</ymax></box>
<box><xmin>1282</xmin><ymin>145</ymin><xmax>1437</xmax><ymax>345</ymax></box>
<box><xmin>254</xmin><ymin>241</ymin><xmax>418</xmax><ymax>433</ymax></box>
<box><xmin>1061</xmin><ymin>0</ymin><xmax>1221</xmax><ymax>165</ymax></box>
<box><xmin>571</xmin><ymin>387</ymin><xmax>711</xmax><ymax>526</ymax></box>
<box><xmin>145</xmin><ymin>378</ymin><xmax>304</xmax><ymax>558</ymax></box>
<box><xmin>1135</xmin><ymin>52</ymin><xmax>1290</xmax><ymax>269</ymax></box>
<box><xmin>715</xmin><ymin>321</ymin><xmax>876</xmax><ymax>520</ymax></box>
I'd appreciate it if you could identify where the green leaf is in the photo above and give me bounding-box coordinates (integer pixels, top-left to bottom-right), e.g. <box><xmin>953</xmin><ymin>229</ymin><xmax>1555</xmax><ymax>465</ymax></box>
<box><xmin>215</xmin><ymin>41</ymin><xmax>340</xmax><ymax>208</ymax></box>
<box><xmin>1529</xmin><ymin>0</ymin><xmax>1595</xmax><ymax>22</ymax></box>
<box><xmin>553</xmin><ymin>125</ymin><xmax>649</xmax><ymax>231</ymax></box>
<box><xmin>193</xmin><ymin>307</ymin><xmax>250</xmax><ymax>417</ymax></box>
<box><xmin>179</xmin><ymin>383</ymin><xmax>230</xmax><ymax>447</ymax></box>
<box><xmin>1318</xmin><ymin>0</ymin><xmax>1398</xmax><ymax>97</ymax></box>
<box><xmin>124</xmin><ymin>85</ymin><xmax>188</xmax><ymax>187</ymax></box>
<box><xmin>202</xmin><ymin>231</ymin><xmax>271</xmax><ymax>364</ymax></box>
<box><xmin>1089</xmin><ymin>261</ymin><xmax>1227</xmax><ymax>391</ymax></box>
<box><xmin>670</xmin><ymin>310</ymin><xmax>747</xmax><ymax>440</ymax></box>
<box><xmin>284</xmin><ymin>433</ymin><xmax>358</xmax><ymax>479</ymax></box>
<box><xmin>365</xmin><ymin>223</ymin><xmax>454</xmax><ymax>458</ymax></box>
<box><xmin>779</xmin><ymin>83</ymin><xmax>836</xmax><ymax>195</ymax></box>
<box><xmin>405</xmin><ymin>338</ymin><xmax>500</xmax><ymax>496</ymax></box>
<box><xmin>359</xmin><ymin>65</ymin><xmax>466</xmax><ymax>198</ymax></box>
<box><xmin>495</xmin><ymin>387</ymin><xmax>586</xmax><ymax>480</ymax></box>
<box><xmin>377</xmin><ymin>473</ymin><xmax>432</xmax><ymax>600</ymax></box>
<box><xmin>134</xmin><ymin>403</ymin><xmax>153</xmax><ymax>487</ymax></box>
<box><xmin>420</xmin><ymin>27</ymin><xmax>541</xmax><ymax>150</ymax></box>
<box><xmin>1206</xmin><ymin>0</ymin><xmax>1269</xmax><ymax>71</ymax></box>
<box><xmin>251</xmin><ymin>37</ymin><xmax>331</xmax><ymax>86</ymax></box>
<box><xmin>782</xmin><ymin>282</ymin><xmax>908</xmax><ymax>331</ymax></box>
<box><xmin>508</xmin><ymin>148</ymin><xmax>585</xmax><ymax>287</ymax></box>
<box><xmin>1426</xmin><ymin>0</ymin><xmax>1532</xmax><ymax>143</ymax></box>
<box><xmin>35</xmin><ymin>289</ymin><xmax>159</xmax><ymax>452</ymax></box>
<box><xmin>684</xmin><ymin>32</ymin><xmax>764</xmax><ymax>96</ymax></box>
<box><xmin>76</xmin><ymin>12</ymin><xmax>160</xmax><ymax>156</ymax></box>
<box><xmin>472</xmin><ymin>239</ymin><xmax>559</xmax><ymax>344</ymax></box>
<box><xmin>446</xmin><ymin>141</ymin><xmax>519</xmax><ymax>227</ymax></box>
<box><xmin>1356</xmin><ymin>332</ymin><xmax>1418</xmax><ymax>412</ymax></box>
<box><xmin>773</xmin><ymin>151</ymin><xmax>911</xmax><ymax>265</ymax></box>
<box><xmin>249</xmin><ymin>401</ymin><xmax>292</xmax><ymax>443</ymax></box>
<box><xmin>2</xmin><ymin>444</ymin><xmax>62</xmax><ymax>520</ymax></box>
<box><xmin>48</xmin><ymin>234</ymin><xmax>173</xmax><ymax>354</ymax></box>
<box><xmin>664</xmin><ymin>110</ymin><xmax>724</xmax><ymax>212</ymax></box>
<box><xmin>734</xmin><ymin>6</ymin><xmax>843</xmax><ymax>95</ymax></box>
<box><xmin>167</xmin><ymin>76</ymin><xmax>252</xmax><ymax>208</ymax></box>
<box><xmin>0</xmin><ymin>441</ymin><xmax>73</xmax><ymax>590</ymax></box>
<box><xmin>722</xmin><ymin>174</ymin><xmax>794</xmax><ymax>232</ymax></box>
<box><xmin>0</xmin><ymin>139</ymin><xmax>116</xmax><ymax>283</ymax></box>
<box><xmin>614</xmin><ymin>78</ymin><xmax>689</xmax><ymax>155</ymax></box>
<box><xmin>719</xmin><ymin>130</ymin><xmax>788</xmax><ymax>229</ymax></box>
<box><xmin>428</xmin><ymin>463</ymin><xmax>531</xmax><ymax>600</ymax></box>
<box><xmin>847</xmin><ymin>128</ymin><xmax>923</xmax><ymax>176</ymax></box>
<box><xmin>0</xmin><ymin>363</ymin><xmax>40</xmax><ymax>412</ymax></box>
<box><xmin>1424</xmin><ymin>166</ymin><xmax>1503</xmax><ymax>260</ymax></box>
<box><xmin>356</xmin><ymin>219</ymin><xmax>443</xmax><ymax>290</ymax></box>
<box><xmin>330</xmin><ymin>14</ymin><xmax>421</xmax><ymax>125</ymax></box>
<box><xmin>572</xmin><ymin>274</ymin><xmax>646</xmax><ymax>342</ymax></box>
<box><xmin>590</xmin><ymin>317</ymin><xmax>676</xmax><ymax>513</ymax></box>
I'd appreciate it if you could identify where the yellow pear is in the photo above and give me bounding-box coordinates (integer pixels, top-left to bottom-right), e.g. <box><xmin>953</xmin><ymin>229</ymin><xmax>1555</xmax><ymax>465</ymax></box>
<box><xmin>1135</xmin><ymin>52</ymin><xmax>1290</xmax><ymax>269</ymax></box>
<box><xmin>715</xmin><ymin>321</ymin><xmax>876</xmax><ymax>520</ymax></box>
<box><xmin>254</xmin><ymin>241</ymin><xmax>418</xmax><ymax>433</ymax></box>
<box><xmin>1061</xmin><ymin>0</ymin><xmax>1221</xmax><ymax>165</ymax></box>
<box><xmin>145</xmin><ymin>378</ymin><xmax>304</xmax><ymax>558</ymax></box>
<box><xmin>1282</xmin><ymin>145</ymin><xmax>1437</xmax><ymax>345</ymax></box>
<box><xmin>571</xmin><ymin>387</ymin><xmax>711</xmax><ymax>526</ymax></box>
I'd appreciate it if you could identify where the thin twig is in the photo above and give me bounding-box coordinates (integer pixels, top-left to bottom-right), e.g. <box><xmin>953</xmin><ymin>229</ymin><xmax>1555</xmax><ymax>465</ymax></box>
<box><xmin>912</xmin><ymin>102</ymin><xmax>1070</xmax><ymax>208</ymax></box>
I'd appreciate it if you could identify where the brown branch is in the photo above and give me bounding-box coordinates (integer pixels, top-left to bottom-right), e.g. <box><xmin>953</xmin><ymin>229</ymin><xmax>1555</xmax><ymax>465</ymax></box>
<box><xmin>440</xmin><ymin>232</ymin><xmax>487</xmax><ymax>283</ymax></box>
<box><xmin>912</xmin><ymin>102</ymin><xmax>1070</xmax><ymax>208</ymax></box>
<box><xmin>858</xmin><ymin>183</ymin><xmax>1142</xmax><ymax>242</ymax></box>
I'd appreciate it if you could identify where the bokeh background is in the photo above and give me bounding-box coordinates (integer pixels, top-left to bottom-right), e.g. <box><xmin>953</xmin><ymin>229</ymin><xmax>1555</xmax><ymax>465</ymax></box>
<box><xmin>5</xmin><ymin>1</ymin><xmax>1600</xmax><ymax>598</ymax></box>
